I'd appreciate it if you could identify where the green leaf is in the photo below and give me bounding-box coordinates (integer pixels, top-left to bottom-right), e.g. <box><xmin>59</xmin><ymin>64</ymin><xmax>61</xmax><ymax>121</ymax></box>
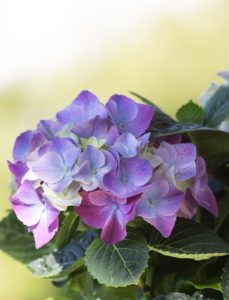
<box><xmin>85</xmin><ymin>233</ymin><xmax>149</xmax><ymax>287</ymax></box>
<box><xmin>69</xmin><ymin>271</ymin><xmax>138</xmax><ymax>300</ymax></box>
<box><xmin>182</xmin><ymin>258</ymin><xmax>222</xmax><ymax>292</ymax></box>
<box><xmin>96</xmin><ymin>285</ymin><xmax>138</xmax><ymax>300</ymax></box>
<box><xmin>55</xmin><ymin>212</ymin><xmax>79</xmax><ymax>249</ymax></box>
<box><xmin>0</xmin><ymin>211</ymin><xmax>55</xmax><ymax>263</ymax></box>
<box><xmin>221</xmin><ymin>259</ymin><xmax>229</xmax><ymax>300</ymax></box>
<box><xmin>28</xmin><ymin>231</ymin><xmax>97</xmax><ymax>278</ymax></box>
<box><xmin>176</xmin><ymin>100</ymin><xmax>205</xmax><ymax>124</ymax></box>
<box><xmin>204</xmin><ymin>85</ymin><xmax>229</xmax><ymax>127</ymax></box>
<box><xmin>154</xmin><ymin>292</ymin><xmax>206</xmax><ymax>300</ymax></box>
<box><xmin>214</xmin><ymin>193</ymin><xmax>229</xmax><ymax>233</ymax></box>
<box><xmin>154</xmin><ymin>293</ymin><xmax>192</xmax><ymax>300</ymax></box>
<box><xmin>189</xmin><ymin>130</ymin><xmax>229</xmax><ymax>186</ymax></box>
<box><xmin>149</xmin><ymin>221</ymin><xmax>229</xmax><ymax>261</ymax></box>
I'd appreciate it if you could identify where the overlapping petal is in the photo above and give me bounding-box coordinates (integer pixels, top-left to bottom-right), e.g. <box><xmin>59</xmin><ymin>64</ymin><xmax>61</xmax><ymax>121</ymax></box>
<box><xmin>106</xmin><ymin>94</ymin><xmax>154</xmax><ymax>137</ymax></box>
<box><xmin>10</xmin><ymin>181</ymin><xmax>59</xmax><ymax>248</ymax></box>
<box><xmin>103</xmin><ymin>157</ymin><xmax>152</xmax><ymax>197</ymax></box>
<box><xmin>76</xmin><ymin>190</ymin><xmax>136</xmax><ymax>244</ymax></box>
<box><xmin>74</xmin><ymin>145</ymin><xmax>115</xmax><ymax>191</ymax></box>
<box><xmin>185</xmin><ymin>157</ymin><xmax>218</xmax><ymax>216</ymax></box>
<box><xmin>136</xmin><ymin>176</ymin><xmax>184</xmax><ymax>237</ymax></box>
<box><xmin>152</xmin><ymin>142</ymin><xmax>196</xmax><ymax>185</ymax></box>
<box><xmin>31</xmin><ymin>138</ymin><xmax>80</xmax><ymax>192</ymax></box>
<box><xmin>56</xmin><ymin>90</ymin><xmax>107</xmax><ymax>125</ymax></box>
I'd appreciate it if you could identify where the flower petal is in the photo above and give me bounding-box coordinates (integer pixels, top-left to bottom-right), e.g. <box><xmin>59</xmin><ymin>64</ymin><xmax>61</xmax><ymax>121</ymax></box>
<box><xmin>32</xmin><ymin>152</ymin><xmax>65</xmax><ymax>183</ymax></box>
<box><xmin>13</xmin><ymin>130</ymin><xmax>34</xmax><ymax>161</ymax></box>
<box><xmin>75</xmin><ymin>192</ymin><xmax>112</xmax><ymax>228</ymax></box>
<box><xmin>101</xmin><ymin>212</ymin><xmax>127</xmax><ymax>244</ymax></box>
<box><xmin>127</xmin><ymin>103</ymin><xmax>154</xmax><ymax>137</ymax></box>
<box><xmin>10</xmin><ymin>181</ymin><xmax>42</xmax><ymax>205</ymax></box>
<box><xmin>56</xmin><ymin>90</ymin><xmax>107</xmax><ymax>125</ymax></box>
<box><xmin>145</xmin><ymin>215</ymin><xmax>176</xmax><ymax>238</ymax></box>
<box><xmin>32</xmin><ymin>207</ymin><xmax>59</xmax><ymax>249</ymax></box>
<box><xmin>12</xmin><ymin>202</ymin><xmax>42</xmax><ymax>227</ymax></box>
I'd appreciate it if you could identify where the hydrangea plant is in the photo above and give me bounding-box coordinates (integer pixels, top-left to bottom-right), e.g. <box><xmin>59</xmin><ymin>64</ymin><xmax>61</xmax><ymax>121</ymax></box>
<box><xmin>1</xmin><ymin>72</ymin><xmax>229</xmax><ymax>300</ymax></box>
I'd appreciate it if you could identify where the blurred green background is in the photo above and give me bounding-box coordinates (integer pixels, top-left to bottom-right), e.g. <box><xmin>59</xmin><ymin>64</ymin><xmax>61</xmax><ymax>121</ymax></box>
<box><xmin>0</xmin><ymin>0</ymin><xmax>229</xmax><ymax>299</ymax></box>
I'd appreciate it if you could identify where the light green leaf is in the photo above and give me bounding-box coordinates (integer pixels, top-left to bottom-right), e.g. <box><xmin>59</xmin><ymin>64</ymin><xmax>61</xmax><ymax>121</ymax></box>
<box><xmin>85</xmin><ymin>233</ymin><xmax>149</xmax><ymax>287</ymax></box>
<box><xmin>0</xmin><ymin>211</ymin><xmax>55</xmax><ymax>263</ymax></box>
<box><xmin>154</xmin><ymin>292</ymin><xmax>206</xmax><ymax>300</ymax></box>
<box><xmin>204</xmin><ymin>85</ymin><xmax>229</xmax><ymax>127</ymax></box>
<box><xmin>149</xmin><ymin>221</ymin><xmax>229</xmax><ymax>261</ymax></box>
<box><xmin>221</xmin><ymin>259</ymin><xmax>229</xmax><ymax>300</ymax></box>
<box><xmin>176</xmin><ymin>100</ymin><xmax>205</xmax><ymax>124</ymax></box>
<box><xmin>55</xmin><ymin>212</ymin><xmax>79</xmax><ymax>249</ymax></box>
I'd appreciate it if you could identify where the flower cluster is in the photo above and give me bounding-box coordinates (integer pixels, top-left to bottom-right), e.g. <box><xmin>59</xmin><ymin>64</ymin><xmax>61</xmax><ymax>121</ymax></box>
<box><xmin>9</xmin><ymin>91</ymin><xmax>218</xmax><ymax>248</ymax></box>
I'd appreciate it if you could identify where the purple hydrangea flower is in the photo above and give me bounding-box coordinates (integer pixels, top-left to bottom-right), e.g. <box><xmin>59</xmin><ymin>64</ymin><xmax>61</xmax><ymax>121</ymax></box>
<box><xmin>10</xmin><ymin>181</ymin><xmax>59</xmax><ymax>248</ymax></box>
<box><xmin>37</xmin><ymin>119</ymin><xmax>63</xmax><ymax>141</ymax></box>
<box><xmin>9</xmin><ymin>89</ymin><xmax>217</xmax><ymax>250</ymax></box>
<box><xmin>136</xmin><ymin>176</ymin><xmax>184</xmax><ymax>237</ymax></box>
<box><xmin>71</xmin><ymin>116</ymin><xmax>119</xmax><ymax>146</ymax></box>
<box><xmin>31</xmin><ymin>137</ymin><xmax>80</xmax><ymax>192</ymax></box>
<box><xmin>106</xmin><ymin>95</ymin><xmax>154</xmax><ymax>137</ymax></box>
<box><xmin>111</xmin><ymin>132</ymin><xmax>150</xmax><ymax>158</ymax></box>
<box><xmin>13</xmin><ymin>130</ymin><xmax>46</xmax><ymax>162</ymax></box>
<box><xmin>56</xmin><ymin>90</ymin><xmax>107</xmax><ymax>125</ymax></box>
<box><xmin>8</xmin><ymin>161</ymin><xmax>28</xmax><ymax>186</ymax></box>
<box><xmin>75</xmin><ymin>190</ymin><xmax>136</xmax><ymax>244</ymax></box>
<box><xmin>74</xmin><ymin>145</ymin><xmax>115</xmax><ymax>191</ymax></box>
<box><xmin>151</xmin><ymin>142</ymin><xmax>197</xmax><ymax>186</ymax></box>
<box><xmin>103</xmin><ymin>157</ymin><xmax>152</xmax><ymax>197</ymax></box>
<box><xmin>180</xmin><ymin>157</ymin><xmax>218</xmax><ymax>218</ymax></box>
<box><xmin>42</xmin><ymin>182</ymin><xmax>82</xmax><ymax>211</ymax></box>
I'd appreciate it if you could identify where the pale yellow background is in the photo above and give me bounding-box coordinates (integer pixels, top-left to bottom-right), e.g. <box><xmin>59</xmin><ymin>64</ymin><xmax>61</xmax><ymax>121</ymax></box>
<box><xmin>0</xmin><ymin>1</ymin><xmax>229</xmax><ymax>299</ymax></box>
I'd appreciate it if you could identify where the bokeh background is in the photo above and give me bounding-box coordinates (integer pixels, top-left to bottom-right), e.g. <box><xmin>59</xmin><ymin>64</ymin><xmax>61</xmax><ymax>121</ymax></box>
<box><xmin>1</xmin><ymin>0</ymin><xmax>229</xmax><ymax>299</ymax></box>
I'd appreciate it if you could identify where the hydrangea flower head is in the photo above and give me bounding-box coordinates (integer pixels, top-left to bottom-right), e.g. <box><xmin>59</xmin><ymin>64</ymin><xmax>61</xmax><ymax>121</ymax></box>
<box><xmin>8</xmin><ymin>90</ymin><xmax>218</xmax><ymax>248</ymax></box>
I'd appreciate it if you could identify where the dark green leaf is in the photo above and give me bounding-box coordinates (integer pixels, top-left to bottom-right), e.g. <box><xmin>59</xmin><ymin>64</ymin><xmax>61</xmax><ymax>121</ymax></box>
<box><xmin>0</xmin><ymin>211</ymin><xmax>55</xmax><ymax>263</ymax></box>
<box><xmin>214</xmin><ymin>193</ymin><xmax>229</xmax><ymax>233</ymax></box>
<box><xmin>148</xmin><ymin>121</ymin><xmax>209</xmax><ymax>137</ymax></box>
<box><xmin>190</xmin><ymin>130</ymin><xmax>229</xmax><ymax>186</ymax></box>
<box><xmin>55</xmin><ymin>212</ymin><xmax>79</xmax><ymax>249</ymax></box>
<box><xmin>204</xmin><ymin>85</ymin><xmax>229</xmax><ymax>127</ymax></box>
<box><xmin>221</xmin><ymin>259</ymin><xmax>229</xmax><ymax>300</ymax></box>
<box><xmin>149</xmin><ymin>221</ymin><xmax>229</xmax><ymax>261</ymax></box>
<box><xmin>176</xmin><ymin>100</ymin><xmax>205</xmax><ymax>124</ymax></box>
<box><xmin>182</xmin><ymin>258</ymin><xmax>222</xmax><ymax>292</ymax></box>
<box><xmin>85</xmin><ymin>233</ymin><xmax>149</xmax><ymax>287</ymax></box>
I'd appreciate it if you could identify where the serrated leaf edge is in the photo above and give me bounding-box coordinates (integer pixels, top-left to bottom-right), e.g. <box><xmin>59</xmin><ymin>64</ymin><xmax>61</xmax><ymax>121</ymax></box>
<box><xmin>85</xmin><ymin>238</ymin><xmax>149</xmax><ymax>287</ymax></box>
<box><xmin>149</xmin><ymin>246</ymin><xmax>229</xmax><ymax>261</ymax></box>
